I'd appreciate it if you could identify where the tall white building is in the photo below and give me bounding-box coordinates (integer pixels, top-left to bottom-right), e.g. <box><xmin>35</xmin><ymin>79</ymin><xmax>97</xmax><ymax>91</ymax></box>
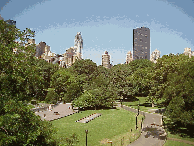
<box><xmin>150</xmin><ymin>49</ymin><xmax>160</xmax><ymax>63</ymax></box>
<box><xmin>63</xmin><ymin>32</ymin><xmax>83</xmax><ymax>68</ymax></box>
<box><xmin>102</xmin><ymin>51</ymin><xmax>111</xmax><ymax>69</ymax></box>
<box><xmin>74</xmin><ymin>32</ymin><xmax>83</xmax><ymax>59</ymax></box>
<box><xmin>126</xmin><ymin>51</ymin><xmax>133</xmax><ymax>64</ymax></box>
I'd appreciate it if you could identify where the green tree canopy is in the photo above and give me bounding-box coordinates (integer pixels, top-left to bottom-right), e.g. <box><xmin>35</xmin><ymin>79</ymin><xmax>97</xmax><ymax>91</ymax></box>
<box><xmin>69</xmin><ymin>59</ymin><xmax>98</xmax><ymax>82</ymax></box>
<box><xmin>0</xmin><ymin>20</ymin><xmax>57</xmax><ymax>145</ymax></box>
<box><xmin>147</xmin><ymin>54</ymin><xmax>191</xmax><ymax>105</ymax></box>
<box><xmin>163</xmin><ymin>59</ymin><xmax>194</xmax><ymax>126</ymax></box>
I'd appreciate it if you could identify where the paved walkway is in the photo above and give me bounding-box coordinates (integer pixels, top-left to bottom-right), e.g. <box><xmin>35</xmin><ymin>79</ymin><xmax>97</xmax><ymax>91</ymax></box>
<box><xmin>118</xmin><ymin>104</ymin><xmax>167</xmax><ymax>146</ymax></box>
<box><xmin>35</xmin><ymin>103</ymin><xmax>77</xmax><ymax>121</ymax></box>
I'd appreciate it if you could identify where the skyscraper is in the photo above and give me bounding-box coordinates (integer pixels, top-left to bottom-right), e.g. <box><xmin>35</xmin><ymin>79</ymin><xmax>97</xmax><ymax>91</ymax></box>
<box><xmin>74</xmin><ymin>32</ymin><xmax>83</xmax><ymax>60</ymax></box>
<box><xmin>63</xmin><ymin>32</ymin><xmax>83</xmax><ymax>68</ymax></box>
<box><xmin>102</xmin><ymin>51</ymin><xmax>111</xmax><ymax>69</ymax></box>
<box><xmin>133</xmin><ymin>27</ymin><xmax>150</xmax><ymax>60</ymax></box>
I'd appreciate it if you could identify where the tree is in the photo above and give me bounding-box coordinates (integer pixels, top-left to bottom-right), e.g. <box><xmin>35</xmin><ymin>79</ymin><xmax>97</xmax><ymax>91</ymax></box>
<box><xmin>73</xmin><ymin>69</ymin><xmax>117</xmax><ymax>109</ymax></box>
<box><xmin>45</xmin><ymin>88</ymin><xmax>59</xmax><ymax>104</ymax></box>
<box><xmin>51</xmin><ymin>68</ymin><xmax>83</xmax><ymax>103</ymax></box>
<box><xmin>110</xmin><ymin>64</ymin><xmax>134</xmax><ymax>100</ymax></box>
<box><xmin>163</xmin><ymin>59</ymin><xmax>194</xmax><ymax>126</ymax></box>
<box><xmin>147</xmin><ymin>54</ymin><xmax>191</xmax><ymax>105</ymax></box>
<box><xmin>128</xmin><ymin>66</ymin><xmax>153</xmax><ymax>97</ymax></box>
<box><xmin>69</xmin><ymin>59</ymin><xmax>98</xmax><ymax>82</ymax></box>
<box><xmin>128</xmin><ymin>59</ymin><xmax>154</xmax><ymax>74</ymax></box>
<box><xmin>0</xmin><ymin>20</ymin><xmax>57</xmax><ymax>145</ymax></box>
<box><xmin>51</xmin><ymin>69</ymin><xmax>72</xmax><ymax>95</ymax></box>
<box><xmin>0</xmin><ymin>100</ymin><xmax>57</xmax><ymax>145</ymax></box>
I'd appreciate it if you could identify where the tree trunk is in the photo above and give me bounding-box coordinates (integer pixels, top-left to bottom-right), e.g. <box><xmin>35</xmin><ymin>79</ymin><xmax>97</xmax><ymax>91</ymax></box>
<box><xmin>152</xmin><ymin>102</ymin><xmax>154</xmax><ymax>107</ymax></box>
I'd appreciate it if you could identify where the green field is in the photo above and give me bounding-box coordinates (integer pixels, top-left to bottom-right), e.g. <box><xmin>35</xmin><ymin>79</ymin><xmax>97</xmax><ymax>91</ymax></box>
<box><xmin>123</xmin><ymin>97</ymin><xmax>165</xmax><ymax>113</ymax></box>
<box><xmin>52</xmin><ymin>107</ymin><xmax>143</xmax><ymax>146</ymax></box>
<box><xmin>164</xmin><ymin>140</ymin><xmax>194</xmax><ymax>146</ymax></box>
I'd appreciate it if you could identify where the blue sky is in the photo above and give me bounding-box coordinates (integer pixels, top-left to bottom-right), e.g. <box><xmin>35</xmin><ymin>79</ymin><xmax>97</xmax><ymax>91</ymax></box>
<box><xmin>0</xmin><ymin>0</ymin><xmax>194</xmax><ymax>65</ymax></box>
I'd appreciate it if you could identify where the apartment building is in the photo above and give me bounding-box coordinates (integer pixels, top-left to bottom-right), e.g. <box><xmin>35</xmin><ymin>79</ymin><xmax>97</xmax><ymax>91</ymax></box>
<box><xmin>102</xmin><ymin>51</ymin><xmax>111</xmax><ymax>69</ymax></box>
<box><xmin>133</xmin><ymin>27</ymin><xmax>150</xmax><ymax>60</ymax></box>
<box><xmin>150</xmin><ymin>49</ymin><xmax>160</xmax><ymax>63</ymax></box>
<box><xmin>126</xmin><ymin>51</ymin><xmax>133</xmax><ymax>64</ymax></box>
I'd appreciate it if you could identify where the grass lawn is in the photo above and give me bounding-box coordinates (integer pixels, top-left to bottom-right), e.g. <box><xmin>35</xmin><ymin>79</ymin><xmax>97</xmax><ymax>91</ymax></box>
<box><xmin>164</xmin><ymin>140</ymin><xmax>194</xmax><ymax>146</ymax></box>
<box><xmin>51</xmin><ymin>107</ymin><xmax>143</xmax><ymax>146</ymax></box>
<box><xmin>123</xmin><ymin>97</ymin><xmax>165</xmax><ymax>113</ymax></box>
<box><xmin>166</xmin><ymin>131</ymin><xmax>194</xmax><ymax>143</ymax></box>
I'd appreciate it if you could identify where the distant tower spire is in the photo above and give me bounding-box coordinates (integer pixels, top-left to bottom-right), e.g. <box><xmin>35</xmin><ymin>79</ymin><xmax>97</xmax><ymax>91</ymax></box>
<box><xmin>74</xmin><ymin>32</ymin><xmax>83</xmax><ymax>59</ymax></box>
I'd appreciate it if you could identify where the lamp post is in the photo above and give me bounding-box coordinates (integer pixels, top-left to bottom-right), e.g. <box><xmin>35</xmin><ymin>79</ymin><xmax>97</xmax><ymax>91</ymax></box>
<box><xmin>138</xmin><ymin>104</ymin><xmax>139</xmax><ymax>115</ymax></box>
<box><xmin>136</xmin><ymin>115</ymin><xmax>138</xmax><ymax>130</ymax></box>
<box><xmin>121</xmin><ymin>96</ymin><xmax>123</xmax><ymax>108</ymax></box>
<box><xmin>85</xmin><ymin>129</ymin><xmax>88</xmax><ymax>146</ymax></box>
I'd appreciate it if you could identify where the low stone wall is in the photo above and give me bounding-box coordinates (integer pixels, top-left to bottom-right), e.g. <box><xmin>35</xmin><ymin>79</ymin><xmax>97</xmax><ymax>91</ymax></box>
<box><xmin>75</xmin><ymin>113</ymin><xmax>102</xmax><ymax>123</ymax></box>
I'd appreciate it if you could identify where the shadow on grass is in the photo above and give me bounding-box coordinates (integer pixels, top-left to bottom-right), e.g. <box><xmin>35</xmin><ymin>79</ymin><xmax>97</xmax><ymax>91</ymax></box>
<box><xmin>166</xmin><ymin>121</ymin><xmax>194</xmax><ymax>139</ymax></box>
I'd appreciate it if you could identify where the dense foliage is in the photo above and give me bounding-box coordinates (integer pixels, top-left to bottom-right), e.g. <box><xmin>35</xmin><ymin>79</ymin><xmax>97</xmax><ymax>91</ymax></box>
<box><xmin>0</xmin><ymin>20</ymin><xmax>57</xmax><ymax>145</ymax></box>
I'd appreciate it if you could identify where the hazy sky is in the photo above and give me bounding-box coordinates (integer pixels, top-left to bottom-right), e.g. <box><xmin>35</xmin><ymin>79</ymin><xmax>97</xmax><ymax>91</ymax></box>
<box><xmin>1</xmin><ymin>0</ymin><xmax>194</xmax><ymax>65</ymax></box>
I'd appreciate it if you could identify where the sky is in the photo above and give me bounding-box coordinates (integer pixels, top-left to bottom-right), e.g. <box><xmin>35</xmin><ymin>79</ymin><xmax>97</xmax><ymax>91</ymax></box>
<box><xmin>0</xmin><ymin>0</ymin><xmax>194</xmax><ymax>66</ymax></box>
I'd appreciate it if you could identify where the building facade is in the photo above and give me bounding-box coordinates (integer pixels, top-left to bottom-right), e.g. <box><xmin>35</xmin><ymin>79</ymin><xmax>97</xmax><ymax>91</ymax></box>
<box><xmin>150</xmin><ymin>49</ymin><xmax>160</xmax><ymax>63</ymax></box>
<box><xmin>126</xmin><ymin>51</ymin><xmax>133</xmax><ymax>64</ymax></box>
<box><xmin>133</xmin><ymin>27</ymin><xmax>150</xmax><ymax>60</ymax></box>
<box><xmin>183</xmin><ymin>47</ymin><xmax>194</xmax><ymax>58</ymax></box>
<box><xmin>102</xmin><ymin>51</ymin><xmax>111</xmax><ymax>69</ymax></box>
<box><xmin>36</xmin><ymin>41</ymin><xmax>46</xmax><ymax>58</ymax></box>
<box><xmin>63</xmin><ymin>32</ymin><xmax>83</xmax><ymax>68</ymax></box>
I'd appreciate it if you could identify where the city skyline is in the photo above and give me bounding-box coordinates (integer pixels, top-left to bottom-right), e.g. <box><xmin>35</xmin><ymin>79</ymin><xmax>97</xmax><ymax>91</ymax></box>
<box><xmin>0</xmin><ymin>0</ymin><xmax>194</xmax><ymax>65</ymax></box>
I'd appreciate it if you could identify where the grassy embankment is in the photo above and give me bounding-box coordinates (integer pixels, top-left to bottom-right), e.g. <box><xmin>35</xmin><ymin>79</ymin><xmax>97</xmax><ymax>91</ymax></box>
<box><xmin>122</xmin><ymin>97</ymin><xmax>165</xmax><ymax>113</ymax></box>
<box><xmin>52</xmin><ymin>107</ymin><xmax>143</xmax><ymax>146</ymax></box>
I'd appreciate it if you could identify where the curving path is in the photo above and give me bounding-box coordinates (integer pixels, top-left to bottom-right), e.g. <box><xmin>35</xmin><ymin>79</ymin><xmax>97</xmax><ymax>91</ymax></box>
<box><xmin>118</xmin><ymin>104</ymin><xmax>167</xmax><ymax>146</ymax></box>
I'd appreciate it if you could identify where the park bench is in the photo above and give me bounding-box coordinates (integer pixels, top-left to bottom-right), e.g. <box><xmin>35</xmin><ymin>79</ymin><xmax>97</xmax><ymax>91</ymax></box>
<box><xmin>54</xmin><ymin>111</ymin><xmax>60</xmax><ymax>115</ymax></box>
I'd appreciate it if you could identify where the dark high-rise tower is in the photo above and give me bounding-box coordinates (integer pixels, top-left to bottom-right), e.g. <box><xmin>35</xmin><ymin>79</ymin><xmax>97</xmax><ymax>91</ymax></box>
<box><xmin>133</xmin><ymin>27</ymin><xmax>150</xmax><ymax>60</ymax></box>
